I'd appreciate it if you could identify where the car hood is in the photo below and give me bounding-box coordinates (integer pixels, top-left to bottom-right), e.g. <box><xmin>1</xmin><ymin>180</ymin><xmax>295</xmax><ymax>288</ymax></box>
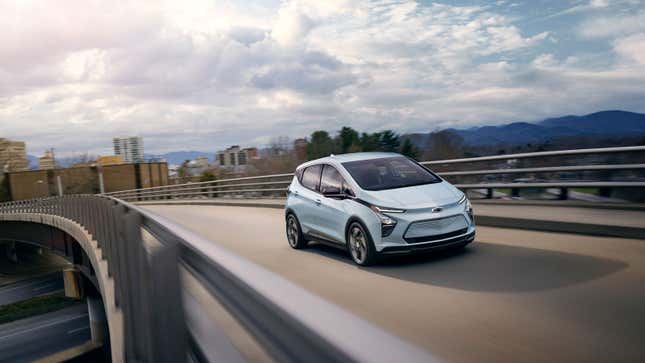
<box><xmin>359</xmin><ymin>181</ymin><xmax>462</xmax><ymax>210</ymax></box>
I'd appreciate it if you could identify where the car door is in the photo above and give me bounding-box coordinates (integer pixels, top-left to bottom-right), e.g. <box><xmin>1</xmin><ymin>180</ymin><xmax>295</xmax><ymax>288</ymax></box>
<box><xmin>317</xmin><ymin>164</ymin><xmax>351</xmax><ymax>244</ymax></box>
<box><xmin>295</xmin><ymin>164</ymin><xmax>323</xmax><ymax>233</ymax></box>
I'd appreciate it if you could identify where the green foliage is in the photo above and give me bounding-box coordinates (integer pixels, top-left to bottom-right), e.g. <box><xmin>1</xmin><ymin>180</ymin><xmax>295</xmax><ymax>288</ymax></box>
<box><xmin>0</xmin><ymin>293</ymin><xmax>79</xmax><ymax>325</ymax></box>
<box><xmin>379</xmin><ymin>130</ymin><xmax>400</xmax><ymax>152</ymax></box>
<box><xmin>0</xmin><ymin>175</ymin><xmax>10</xmax><ymax>202</ymax></box>
<box><xmin>306</xmin><ymin>130</ymin><xmax>337</xmax><ymax>159</ymax></box>
<box><xmin>199</xmin><ymin>170</ymin><xmax>216</xmax><ymax>182</ymax></box>
<box><xmin>305</xmin><ymin>127</ymin><xmax>421</xmax><ymax>160</ymax></box>
<box><xmin>337</xmin><ymin>126</ymin><xmax>360</xmax><ymax>153</ymax></box>
<box><xmin>400</xmin><ymin>138</ymin><xmax>419</xmax><ymax>159</ymax></box>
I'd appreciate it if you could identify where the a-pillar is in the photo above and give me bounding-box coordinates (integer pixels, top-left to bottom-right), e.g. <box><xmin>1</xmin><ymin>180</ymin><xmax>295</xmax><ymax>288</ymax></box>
<box><xmin>87</xmin><ymin>296</ymin><xmax>109</xmax><ymax>344</ymax></box>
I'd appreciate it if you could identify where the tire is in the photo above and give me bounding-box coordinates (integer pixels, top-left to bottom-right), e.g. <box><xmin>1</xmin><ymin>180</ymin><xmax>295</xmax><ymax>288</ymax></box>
<box><xmin>346</xmin><ymin>221</ymin><xmax>377</xmax><ymax>266</ymax></box>
<box><xmin>286</xmin><ymin>213</ymin><xmax>307</xmax><ymax>249</ymax></box>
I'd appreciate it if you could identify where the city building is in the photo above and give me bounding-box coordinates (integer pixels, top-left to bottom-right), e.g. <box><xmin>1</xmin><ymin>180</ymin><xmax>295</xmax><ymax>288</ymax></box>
<box><xmin>113</xmin><ymin>136</ymin><xmax>144</xmax><ymax>163</ymax></box>
<box><xmin>216</xmin><ymin>145</ymin><xmax>258</xmax><ymax>172</ymax></box>
<box><xmin>38</xmin><ymin>150</ymin><xmax>56</xmax><ymax>170</ymax></box>
<box><xmin>0</xmin><ymin>138</ymin><xmax>29</xmax><ymax>172</ymax></box>
<box><xmin>97</xmin><ymin>155</ymin><xmax>125</xmax><ymax>166</ymax></box>
<box><xmin>184</xmin><ymin>157</ymin><xmax>211</xmax><ymax>177</ymax></box>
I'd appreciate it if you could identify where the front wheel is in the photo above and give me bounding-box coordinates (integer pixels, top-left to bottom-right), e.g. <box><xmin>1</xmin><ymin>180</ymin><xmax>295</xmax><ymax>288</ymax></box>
<box><xmin>347</xmin><ymin>222</ymin><xmax>377</xmax><ymax>266</ymax></box>
<box><xmin>286</xmin><ymin>214</ymin><xmax>307</xmax><ymax>249</ymax></box>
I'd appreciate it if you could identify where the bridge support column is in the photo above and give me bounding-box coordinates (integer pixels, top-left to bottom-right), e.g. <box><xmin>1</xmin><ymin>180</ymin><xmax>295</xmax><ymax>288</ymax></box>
<box><xmin>88</xmin><ymin>296</ymin><xmax>109</xmax><ymax>344</ymax></box>
<box><xmin>5</xmin><ymin>242</ymin><xmax>17</xmax><ymax>263</ymax></box>
<box><xmin>63</xmin><ymin>268</ymin><xmax>83</xmax><ymax>299</ymax></box>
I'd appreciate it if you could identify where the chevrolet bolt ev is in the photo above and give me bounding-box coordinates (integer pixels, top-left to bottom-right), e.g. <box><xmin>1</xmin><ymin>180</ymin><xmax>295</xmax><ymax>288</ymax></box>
<box><xmin>285</xmin><ymin>152</ymin><xmax>476</xmax><ymax>266</ymax></box>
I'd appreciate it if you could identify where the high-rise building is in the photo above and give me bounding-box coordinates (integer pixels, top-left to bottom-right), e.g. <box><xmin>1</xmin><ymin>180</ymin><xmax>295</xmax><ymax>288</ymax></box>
<box><xmin>113</xmin><ymin>136</ymin><xmax>144</xmax><ymax>163</ymax></box>
<box><xmin>39</xmin><ymin>150</ymin><xmax>56</xmax><ymax>170</ymax></box>
<box><xmin>0</xmin><ymin>138</ymin><xmax>29</xmax><ymax>172</ymax></box>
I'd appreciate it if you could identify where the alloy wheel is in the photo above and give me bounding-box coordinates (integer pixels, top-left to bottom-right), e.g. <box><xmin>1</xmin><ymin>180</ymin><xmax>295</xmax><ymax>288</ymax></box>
<box><xmin>349</xmin><ymin>225</ymin><xmax>367</xmax><ymax>264</ymax></box>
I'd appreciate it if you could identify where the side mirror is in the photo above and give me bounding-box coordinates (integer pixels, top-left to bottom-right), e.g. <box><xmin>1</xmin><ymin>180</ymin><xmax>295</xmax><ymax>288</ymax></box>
<box><xmin>322</xmin><ymin>187</ymin><xmax>346</xmax><ymax>199</ymax></box>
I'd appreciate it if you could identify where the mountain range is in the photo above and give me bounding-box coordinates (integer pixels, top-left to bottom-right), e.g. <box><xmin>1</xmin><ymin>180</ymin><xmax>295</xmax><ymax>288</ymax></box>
<box><xmin>445</xmin><ymin>110</ymin><xmax>645</xmax><ymax>146</ymax></box>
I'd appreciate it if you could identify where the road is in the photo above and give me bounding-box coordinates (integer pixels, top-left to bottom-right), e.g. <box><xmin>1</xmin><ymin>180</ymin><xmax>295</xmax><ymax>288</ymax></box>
<box><xmin>0</xmin><ymin>304</ymin><xmax>90</xmax><ymax>363</ymax></box>
<box><xmin>144</xmin><ymin>205</ymin><xmax>645</xmax><ymax>363</ymax></box>
<box><xmin>0</xmin><ymin>272</ymin><xmax>64</xmax><ymax>306</ymax></box>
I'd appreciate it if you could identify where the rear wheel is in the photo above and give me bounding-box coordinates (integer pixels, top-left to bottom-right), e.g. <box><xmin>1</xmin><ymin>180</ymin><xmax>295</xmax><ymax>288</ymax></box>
<box><xmin>347</xmin><ymin>222</ymin><xmax>377</xmax><ymax>266</ymax></box>
<box><xmin>286</xmin><ymin>214</ymin><xmax>307</xmax><ymax>249</ymax></box>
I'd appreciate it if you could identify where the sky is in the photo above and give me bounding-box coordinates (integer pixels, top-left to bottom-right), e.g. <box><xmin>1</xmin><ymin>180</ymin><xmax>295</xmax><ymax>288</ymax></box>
<box><xmin>1</xmin><ymin>0</ymin><xmax>644</xmax><ymax>156</ymax></box>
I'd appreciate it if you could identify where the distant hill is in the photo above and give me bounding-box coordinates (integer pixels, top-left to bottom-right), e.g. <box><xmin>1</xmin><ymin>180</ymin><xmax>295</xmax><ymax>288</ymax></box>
<box><xmin>145</xmin><ymin>151</ymin><xmax>214</xmax><ymax>165</ymax></box>
<box><xmin>444</xmin><ymin>110</ymin><xmax>645</xmax><ymax>146</ymax></box>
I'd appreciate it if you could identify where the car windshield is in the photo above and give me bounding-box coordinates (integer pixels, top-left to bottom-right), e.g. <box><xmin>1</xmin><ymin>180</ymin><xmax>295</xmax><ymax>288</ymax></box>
<box><xmin>342</xmin><ymin>156</ymin><xmax>441</xmax><ymax>191</ymax></box>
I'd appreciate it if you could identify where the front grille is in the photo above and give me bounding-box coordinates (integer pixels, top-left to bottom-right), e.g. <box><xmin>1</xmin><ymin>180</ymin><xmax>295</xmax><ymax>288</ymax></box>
<box><xmin>404</xmin><ymin>228</ymin><xmax>468</xmax><ymax>243</ymax></box>
<box><xmin>404</xmin><ymin>215</ymin><xmax>468</xmax><ymax>243</ymax></box>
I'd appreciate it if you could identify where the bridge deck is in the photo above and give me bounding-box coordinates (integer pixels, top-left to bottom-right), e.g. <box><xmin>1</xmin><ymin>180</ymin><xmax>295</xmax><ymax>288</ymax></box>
<box><xmin>142</xmin><ymin>204</ymin><xmax>645</xmax><ymax>363</ymax></box>
<box><xmin>136</xmin><ymin>199</ymin><xmax>645</xmax><ymax>237</ymax></box>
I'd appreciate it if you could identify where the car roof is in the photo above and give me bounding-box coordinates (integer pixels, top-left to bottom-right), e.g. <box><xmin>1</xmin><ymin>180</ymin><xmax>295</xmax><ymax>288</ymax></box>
<box><xmin>297</xmin><ymin>152</ymin><xmax>402</xmax><ymax>169</ymax></box>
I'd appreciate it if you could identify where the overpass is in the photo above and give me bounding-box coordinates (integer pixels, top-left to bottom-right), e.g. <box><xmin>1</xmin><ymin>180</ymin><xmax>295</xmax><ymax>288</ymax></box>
<box><xmin>1</xmin><ymin>145</ymin><xmax>644</xmax><ymax>362</ymax></box>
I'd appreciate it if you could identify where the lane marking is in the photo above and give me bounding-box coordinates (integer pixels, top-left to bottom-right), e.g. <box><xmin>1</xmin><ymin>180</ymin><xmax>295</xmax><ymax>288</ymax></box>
<box><xmin>0</xmin><ymin>314</ymin><xmax>88</xmax><ymax>341</ymax></box>
<box><xmin>67</xmin><ymin>326</ymin><xmax>90</xmax><ymax>335</ymax></box>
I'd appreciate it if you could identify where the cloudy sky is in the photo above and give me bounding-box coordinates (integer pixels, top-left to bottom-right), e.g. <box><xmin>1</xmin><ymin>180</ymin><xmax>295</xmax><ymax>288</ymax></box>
<box><xmin>1</xmin><ymin>0</ymin><xmax>644</xmax><ymax>156</ymax></box>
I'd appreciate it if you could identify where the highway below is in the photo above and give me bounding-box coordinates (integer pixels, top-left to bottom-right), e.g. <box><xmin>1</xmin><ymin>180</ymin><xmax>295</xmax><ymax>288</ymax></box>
<box><xmin>0</xmin><ymin>272</ymin><xmax>64</xmax><ymax>306</ymax></box>
<box><xmin>0</xmin><ymin>304</ymin><xmax>90</xmax><ymax>363</ymax></box>
<box><xmin>145</xmin><ymin>204</ymin><xmax>645</xmax><ymax>363</ymax></box>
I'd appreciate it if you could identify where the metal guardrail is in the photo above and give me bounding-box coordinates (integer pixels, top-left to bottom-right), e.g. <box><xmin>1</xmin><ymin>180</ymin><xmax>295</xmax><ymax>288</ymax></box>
<box><xmin>0</xmin><ymin>196</ymin><xmax>435</xmax><ymax>363</ymax></box>
<box><xmin>103</xmin><ymin>146</ymin><xmax>645</xmax><ymax>202</ymax></box>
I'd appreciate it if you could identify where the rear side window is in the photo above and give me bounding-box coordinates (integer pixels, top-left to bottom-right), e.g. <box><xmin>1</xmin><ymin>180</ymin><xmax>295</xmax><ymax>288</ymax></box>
<box><xmin>301</xmin><ymin>164</ymin><xmax>322</xmax><ymax>191</ymax></box>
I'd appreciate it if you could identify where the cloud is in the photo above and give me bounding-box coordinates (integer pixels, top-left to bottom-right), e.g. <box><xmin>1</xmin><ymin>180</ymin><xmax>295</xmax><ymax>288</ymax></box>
<box><xmin>577</xmin><ymin>11</ymin><xmax>645</xmax><ymax>38</ymax></box>
<box><xmin>0</xmin><ymin>0</ymin><xmax>643</xmax><ymax>156</ymax></box>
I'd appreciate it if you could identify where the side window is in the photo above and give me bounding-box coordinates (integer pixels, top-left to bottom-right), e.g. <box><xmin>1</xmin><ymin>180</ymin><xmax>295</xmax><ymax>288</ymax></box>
<box><xmin>295</xmin><ymin>168</ymin><xmax>304</xmax><ymax>181</ymax></box>
<box><xmin>320</xmin><ymin>165</ymin><xmax>343</xmax><ymax>194</ymax></box>
<box><xmin>301</xmin><ymin>164</ymin><xmax>322</xmax><ymax>191</ymax></box>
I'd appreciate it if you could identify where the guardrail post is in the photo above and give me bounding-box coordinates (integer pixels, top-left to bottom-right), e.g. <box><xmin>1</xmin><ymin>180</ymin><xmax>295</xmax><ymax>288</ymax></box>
<box><xmin>511</xmin><ymin>188</ymin><xmax>519</xmax><ymax>198</ymax></box>
<box><xmin>486</xmin><ymin>188</ymin><xmax>493</xmax><ymax>199</ymax></box>
<box><xmin>148</xmin><ymin>242</ymin><xmax>186</xmax><ymax>363</ymax></box>
<box><xmin>558</xmin><ymin>187</ymin><xmax>569</xmax><ymax>200</ymax></box>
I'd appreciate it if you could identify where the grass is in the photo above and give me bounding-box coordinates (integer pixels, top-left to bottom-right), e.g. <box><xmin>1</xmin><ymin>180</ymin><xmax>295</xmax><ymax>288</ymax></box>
<box><xmin>0</xmin><ymin>293</ymin><xmax>80</xmax><ymax>325</ymax></box>
<box><xmin>571</xmin><ymin>187</ymin><xmax>601</xmax><ymax>195</ymax></box>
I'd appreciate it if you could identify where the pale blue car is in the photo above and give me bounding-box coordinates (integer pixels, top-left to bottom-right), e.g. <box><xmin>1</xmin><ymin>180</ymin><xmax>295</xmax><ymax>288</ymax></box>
<box><xmin>285</xmin><ymin>152</ymin><xmax>476</xmax><ymax>265</ymax></box>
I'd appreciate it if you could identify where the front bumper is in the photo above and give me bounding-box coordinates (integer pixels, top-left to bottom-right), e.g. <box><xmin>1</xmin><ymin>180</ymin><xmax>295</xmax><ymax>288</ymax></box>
<box><xmin>379</xmin><ymin>230</ymin><xmax>475</xmax><ymax>255</ymax></box>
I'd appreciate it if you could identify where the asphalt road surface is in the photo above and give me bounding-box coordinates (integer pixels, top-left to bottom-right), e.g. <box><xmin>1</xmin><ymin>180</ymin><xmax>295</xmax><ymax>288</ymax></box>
<box><xmin>144</xmin><ymin>204</ymin><xmax>645</xmax><ymax>363</ymax></box>
<box><xmin>0</xmin><ymin>304</ymin><xmax>90</xmax><ymax>363</ymax></box>
<box><xmin>0</xmin><ymin>272</ymin><xmax>64</xmax><ymax>306</ymax></box>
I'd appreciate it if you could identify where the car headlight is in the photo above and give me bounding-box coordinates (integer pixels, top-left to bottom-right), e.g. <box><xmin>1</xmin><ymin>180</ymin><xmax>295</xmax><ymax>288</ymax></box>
<box><xmin>368</xmin><ymin>205</ymin><xmax>403</xmax><ymax>237</ymax></box>
<box><xmin>463</xmin><ymin>198</ymin><xmax>474</xmax><ymax>223</ymax></box>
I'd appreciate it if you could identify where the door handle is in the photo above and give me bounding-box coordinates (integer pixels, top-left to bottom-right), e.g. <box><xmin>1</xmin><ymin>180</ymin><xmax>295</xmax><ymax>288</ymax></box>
<box><xmin>315</xmin><ymin>199</ymin><xmax>321</xmax><ymax>205</ymax></box>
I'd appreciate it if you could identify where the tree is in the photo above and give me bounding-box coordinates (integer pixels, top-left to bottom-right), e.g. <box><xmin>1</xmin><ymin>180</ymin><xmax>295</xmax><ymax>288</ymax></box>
<box><xmin>199</xmin><ymin>170</ymin><xmax>216</xmax><ymax>182</ymax></box>
<box><xmin>337</xmin><ymin>126</ymin><xmax>360</xmax><ymax>153</ymax></box>
<box><xmin>359</xmin><ymin>132</ymin><xmax>381</xmax><ymax>151</ymax></box>
<box><xmin>268</xmin><ymin>136</ymin><xmax>290</xmax><ymax>157</ymax></box>
<box><xmin>379</xmin><ymin>130</ymin><xmax>400</xmax><ymax>152</ymax></box>
<box><xmin>177</xmin><ymin>160</ymin><xmax>190</xmax><ymax>178</ymax></box>
<box><xmin>306</xmin><ymin>131</ymin><xmax>337</xmax><ymax>159</ymax></box>
<box><xmin>400</xmin><ymin>138</ymin><xmax>419</xmax><ymax>159</ymax></box>
<box><xmin>424</xmin><ymin>130</ymin><xmax>464</xmax><ymax>160</ymax></box>
<box><xmin>0</xmin><ymin>175</ymin><xmax>10</xmax><ymax>201</ymax></box>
